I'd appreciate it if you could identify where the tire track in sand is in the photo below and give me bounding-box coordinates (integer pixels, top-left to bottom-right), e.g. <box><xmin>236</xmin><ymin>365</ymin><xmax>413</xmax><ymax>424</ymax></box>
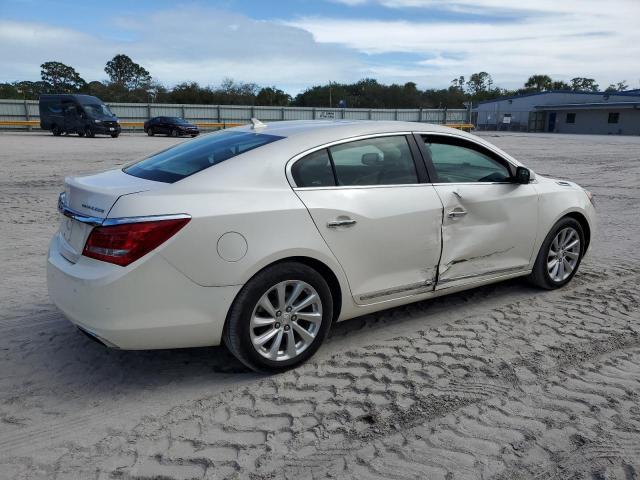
<box><xmin>1</xmin><ymin>263</ymin><xmax>637</xmax><ymax>479</ymax></box>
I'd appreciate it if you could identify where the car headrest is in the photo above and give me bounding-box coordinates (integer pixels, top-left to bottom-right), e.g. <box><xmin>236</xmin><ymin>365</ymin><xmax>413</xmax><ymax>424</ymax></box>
<box><xmin>378</xmin><ymin>144</ymin><xmax>402</xmax><ymax>166</ymax></box>
<box><xmin>361</xmin><ymin>152</ymin><xmax>382</xmax><ymax>166</ymax></box>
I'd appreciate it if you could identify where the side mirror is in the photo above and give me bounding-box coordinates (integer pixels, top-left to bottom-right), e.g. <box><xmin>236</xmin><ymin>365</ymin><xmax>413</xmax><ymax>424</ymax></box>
<box><xmin>514</xmin><ymin>166</ymin><xmax>530</xmax><ymax>184</ymax></box>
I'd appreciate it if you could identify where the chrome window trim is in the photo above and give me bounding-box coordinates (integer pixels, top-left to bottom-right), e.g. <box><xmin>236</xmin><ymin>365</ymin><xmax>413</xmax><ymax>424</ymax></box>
<box><xmin>58</xmin><ymin>192</ymin><xmax>191</xmax><ymax>227</ymax></box>
<box><xmin>293</xmin><ymin>183</ymin><xmax>435</xmax><ymax>192</ymax></box>
<box><xmin>292</xmin><ymin>181</ymin><xmax>518</xmax><ymax>192</ymax></box>
<box><xmin>286</xmin><ymin>130</ymin><xmax>528</xmax><ymax>190</ymax></box>
<box><xmin>285</xmin><ymin>131</ymin><xmax>416</xmax><ymax>189</ymax></box>
<box><xmin>414</xmin><ymin>130</ymin><xmax>520</xmax><ymax>172</ymax></box>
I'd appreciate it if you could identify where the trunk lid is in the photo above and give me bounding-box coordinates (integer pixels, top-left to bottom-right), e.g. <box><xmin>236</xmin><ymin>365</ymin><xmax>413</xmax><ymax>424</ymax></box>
<box><xmin>64</xmin><ymin>169</ymin><xmax>162</xmax><ymax>219</ymax></box>
<box><xmin>58</xmin><ymin>169</ymin><xmax>165</xmax><ymax>263</ymax></box>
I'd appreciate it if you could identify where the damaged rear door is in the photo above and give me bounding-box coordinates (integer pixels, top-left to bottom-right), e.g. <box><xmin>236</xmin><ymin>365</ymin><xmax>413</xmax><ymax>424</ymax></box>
<box><xmin>416</xmin><ymin>134</ymin><xmax>538</xmax><ymax>289</ymax></box>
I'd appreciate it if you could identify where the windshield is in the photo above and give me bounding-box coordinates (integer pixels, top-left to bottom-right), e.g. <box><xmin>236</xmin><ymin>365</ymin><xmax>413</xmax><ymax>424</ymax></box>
<box><xmin>124</xmin><ymin>130</ymin><xmax>285</xmax><ymax>183</ymax></box>
<box><xmin>82</xmin><ymin>103</ymin><xmax>114</xmax><ymax>118</ymax></box>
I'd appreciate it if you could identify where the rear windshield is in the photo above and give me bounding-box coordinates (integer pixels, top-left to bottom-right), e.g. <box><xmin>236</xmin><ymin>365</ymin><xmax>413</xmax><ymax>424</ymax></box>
<box><xmin>124</xmin><ymin>130</ymin><xmax>284</xmax><ymax>183</ymax></box>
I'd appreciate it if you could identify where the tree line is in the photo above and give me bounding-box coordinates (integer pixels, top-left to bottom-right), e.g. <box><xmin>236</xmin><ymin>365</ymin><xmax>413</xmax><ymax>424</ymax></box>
<box><xmin>0</xmin><ymin>54</ymin><xmax>633</xmax><ymax>108</ymax></box>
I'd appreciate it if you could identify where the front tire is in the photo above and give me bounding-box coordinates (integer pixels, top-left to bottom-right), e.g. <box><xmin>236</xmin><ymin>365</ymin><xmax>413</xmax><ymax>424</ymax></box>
<box><xmin>111</xmin><ymin>132</ymin><xmax>119</xmax><ymax>138</ymax></box>
<box><xmin>529</xmin><ymin>217</ymin><xmax>584</xmax><ymax>289</ymax></box>
<box><xmin>223</xmin><ymin>262</ymin><xmax>333</xmax><ymax>372</ymax></box>
<box><xmin>147</xmin><ymin>128</ymin><xmax>154</xmax><ymax>136</ymax></box>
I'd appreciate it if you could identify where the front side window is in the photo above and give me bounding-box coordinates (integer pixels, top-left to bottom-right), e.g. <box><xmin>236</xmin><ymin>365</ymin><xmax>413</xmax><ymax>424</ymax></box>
<box><xmin>424</xmin><ymin>137</ymin><xmax>511</xmax><ymax>183</ymax></box>
<box><xmin>608</xmin><ymin>112</ymin><xmax>620</xmax><ymax>124</ymax></box>
<box><xmin>328</xmin><ymin>136</ymin><xmax>418</xmax><ymax>186</ymax></box>
<box><xmin>124</xmin><ymin>130</ymin><xmax>284</xmax><ymax>183</ymax></box>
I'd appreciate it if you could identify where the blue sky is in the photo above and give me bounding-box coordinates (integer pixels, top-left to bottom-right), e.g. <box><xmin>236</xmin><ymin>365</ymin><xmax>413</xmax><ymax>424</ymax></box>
<box><xmin>1</xmin><ymin>0</ymin><xmax>638</xmax><ymax>93</ymax></box>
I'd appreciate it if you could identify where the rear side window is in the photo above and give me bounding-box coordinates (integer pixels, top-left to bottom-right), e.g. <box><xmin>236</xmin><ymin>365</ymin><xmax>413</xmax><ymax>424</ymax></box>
<box><xmin>329</xmin><ymin>136</ymin><xmax>418</xmax><ymax>186</ymax></box>
<box><xmin>291</xmin><ymin>135</ymin><xmax>419</xmax><ymax>188</ymax></box>
<box><xmin>291</xmin><ymin>149</ymin><xmax>335</xmax><ymax>187</ymax></box>
<box><xmin>124</xmin><ymin>130</ymin><xmax>284</xmax><ymax>183</ymax></box>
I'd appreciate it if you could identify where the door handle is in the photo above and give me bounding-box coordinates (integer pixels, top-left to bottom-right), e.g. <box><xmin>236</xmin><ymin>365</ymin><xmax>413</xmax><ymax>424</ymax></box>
<box><xmin>327</xmin><ymin>219</ymin><xmax>357</xmax><ymax>228</ymax></box>
<box><xmin>447</xmin><ymin>209</ymin><xmax>467</xmax><ymax>218</ymax></box>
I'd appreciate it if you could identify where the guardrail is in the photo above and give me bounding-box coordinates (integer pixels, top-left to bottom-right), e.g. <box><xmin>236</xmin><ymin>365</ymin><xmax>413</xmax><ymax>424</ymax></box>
<box><xmin>0</xmin><ymin>120</ymin><xmax>474</xmax><ymax>131</ymax></box>
<box><xmin>444</xmin><ymin>123</ymin><xmax>474</xmax><ymax>132</ymax></box>
<box><xmin>0</xmin><ymin>120</ymin><xmax>243</xmax><ymax>129</ymax></box>
<box><xmin>0</xmin><ymin>99</ymin><xmax>471</xmax><ymax>127</ymax></box>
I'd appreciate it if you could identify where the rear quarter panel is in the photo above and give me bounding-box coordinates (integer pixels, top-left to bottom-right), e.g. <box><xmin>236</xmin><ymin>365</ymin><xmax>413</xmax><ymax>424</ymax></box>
<box><xmin>107</xmin><ymin>178</ymin><xmax>353</xmax><ymax>318</ymax></box>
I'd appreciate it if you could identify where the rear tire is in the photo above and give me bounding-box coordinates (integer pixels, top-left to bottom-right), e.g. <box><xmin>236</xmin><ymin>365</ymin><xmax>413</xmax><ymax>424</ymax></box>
<box><xmin>52</xmin><ymin>125</ymin><xmax>62</xmax><ymax>136</ymax></box>
<box><xmin>77</xmin><ymin>131</ymin><xmax>85</xmax><ymax>137</ymax></box>
<box><xmin>528</xmin><ymin>217</ymin><xmax>585</xmax><ymax>289</ymax></box>
<box><xmin>223</xmin><ymin>262</ymin><xmax>333</xmax><ymax>373</ymax></box>
<box><xmin>85</xmin><ymin>127</ymin><xmax>95</xmax><ymax>138</ymax></box>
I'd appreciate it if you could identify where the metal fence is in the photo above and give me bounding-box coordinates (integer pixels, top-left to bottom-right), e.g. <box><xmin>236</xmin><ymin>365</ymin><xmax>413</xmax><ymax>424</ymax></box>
<box><xmin>0</xmin><ymin>99</ymin><xmax>470</xmax><ymax>131</ymax></box>
<box><xmin>472</xmin><ymin>110</ymin><xmax>538</xmax><ymax>132</ymax></box>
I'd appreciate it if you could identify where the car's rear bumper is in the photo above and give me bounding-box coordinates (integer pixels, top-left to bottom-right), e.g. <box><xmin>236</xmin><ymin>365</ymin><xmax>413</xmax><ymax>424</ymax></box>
<box><xmin>47</xmin><ymin>233</ymin><xmax>241</xmax><ymax>350</ymax></box>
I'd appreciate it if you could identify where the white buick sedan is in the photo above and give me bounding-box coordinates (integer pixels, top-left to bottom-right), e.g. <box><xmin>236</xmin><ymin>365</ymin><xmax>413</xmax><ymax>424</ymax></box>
<box><xmin>48</xmin><ymin>120</ymin><xmax>596</xmax><ymax>371</ymax></box>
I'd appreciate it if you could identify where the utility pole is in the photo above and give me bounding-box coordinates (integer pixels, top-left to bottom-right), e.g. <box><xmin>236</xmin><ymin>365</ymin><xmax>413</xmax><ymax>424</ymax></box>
<box><xmin>329</xmin><ymin>81</ymin><xmax>332</xmax><ymax>108</ymax></box>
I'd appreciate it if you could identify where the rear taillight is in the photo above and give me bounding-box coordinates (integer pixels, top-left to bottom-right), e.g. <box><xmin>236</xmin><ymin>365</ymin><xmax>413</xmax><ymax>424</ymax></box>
<box><xmin>83</xmin><ymin>218</ymin><xmax>190</xmax><ymax>266</ymax></box>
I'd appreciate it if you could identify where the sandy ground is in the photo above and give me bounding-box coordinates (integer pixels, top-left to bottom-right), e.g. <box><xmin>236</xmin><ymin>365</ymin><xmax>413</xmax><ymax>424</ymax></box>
<box><xmin>0</xmin><ymin>130</ymin><xmax>639</xmax><ymax>479</ymax></box>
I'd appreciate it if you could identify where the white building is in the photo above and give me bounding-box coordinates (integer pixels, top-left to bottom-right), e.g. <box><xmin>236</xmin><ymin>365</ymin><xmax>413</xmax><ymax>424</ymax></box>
<box><xmin>473</xmin><ymin>91</ymin><xmax>640</xmax><ymax>135</ymax></box>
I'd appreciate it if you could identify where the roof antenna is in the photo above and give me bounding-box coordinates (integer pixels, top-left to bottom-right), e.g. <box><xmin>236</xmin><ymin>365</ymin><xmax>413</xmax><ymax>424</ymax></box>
<box><xmin>250</xmin><ymin>117</ymin><xmax>266</xmax><ymax>129</ymax></box>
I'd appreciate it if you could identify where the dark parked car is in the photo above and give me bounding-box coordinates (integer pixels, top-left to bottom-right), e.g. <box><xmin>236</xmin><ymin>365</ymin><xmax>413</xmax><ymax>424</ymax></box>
<box><xmin>144</xmin><ymin>117</ymin><xmax>199</xmax><ymax>137</ymax></box>
<box><xmin>39</xmin><ymin>94</ymin><xmax>121</xmax><ymax>138</ymax></box>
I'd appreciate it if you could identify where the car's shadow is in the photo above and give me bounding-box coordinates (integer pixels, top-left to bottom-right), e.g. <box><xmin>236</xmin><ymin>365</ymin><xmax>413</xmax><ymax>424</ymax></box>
<box><xmin>0</xmin><ymin>275</ymin><xmax>556</xmax><ymax>428</ymax></box>
<box><xmin>18</xmin><ymin>276</ymin><xmax>540</xmax><ymax>386</ymax></box>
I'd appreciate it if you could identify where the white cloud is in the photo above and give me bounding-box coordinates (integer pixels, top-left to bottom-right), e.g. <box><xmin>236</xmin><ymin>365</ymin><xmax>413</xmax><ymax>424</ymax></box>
<box><xmin>2</xmin><ymin>1</ymin><xmax>638</xmax><ymax>92</ymax></box>
<box><xmin>290</xmin><ymin>1</ymin><xmax>640</xmax><ymax>88</ymax></box>
<box><xmin>0</xmin><ymin>9</ymin><xmax>364</xmax><ymax>92</ymax></box>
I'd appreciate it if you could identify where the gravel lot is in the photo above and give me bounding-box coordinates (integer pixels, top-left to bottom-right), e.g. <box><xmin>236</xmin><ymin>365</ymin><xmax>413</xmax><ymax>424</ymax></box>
<box><xmin>1</xmin><ymin>130</ymin><xmax>639</xmax><ymax>480</ymax></box>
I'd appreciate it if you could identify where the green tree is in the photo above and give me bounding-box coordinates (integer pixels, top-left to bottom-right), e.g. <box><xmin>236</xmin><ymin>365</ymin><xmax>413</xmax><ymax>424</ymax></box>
<box><xmin>255</xmin><ymin>87</ymin><xmax>291</xmax><ymax>106</ymax></box>
<box><xmin>167</xmin><ymin>82</ymin><xmax>215</xmax><ymax>104</ymax></box>
<box><xmin>551</xmin><ymin>80</ymin><xmax>571</xmax><ymax>90</ymax></box>
<box><xmin>466</xmin><ymin>72</ymin><xmax>492</xmax><ymax>95</ymax></box>
<box><xmin>570</xmin><ymin>77</ymin><xmax>599</xmax><ymax>92</ymax></box>
<box><xmin>12</xmin><ymin>80</ymin><xmax>51</xmax><ymax>99</ymax></box>
<box><xmin>215</xmin><ymin>78</ymin><xmax>259</xmax><ymax>104</ymax></box>
<box><xmin>104</xmin><ymin>54</ymin><xmax>151</xmax><ymax>90</ymax></box>
<box><xmin>0</xmin><ymin>83</ymin><xmax>22</xmax><ymax>99</ymax></box>
<box><xmin>605</xmin><ymin>80</ymin><xmax>629</xmax><ymax>92</ymax></box>
<box><xmin>40</xmin><ymin>61</ymin><xmax>86</xmax><ymax>92</ymax></box>
<box><xmin>450</xmin><ymin>76</ymin><xmax>465</xmax><ymax>91</ymax></box>
<box><xmin>524</xmin><ymin>74</ymin><xmax>552</xmax><ymax>92</ymax></box>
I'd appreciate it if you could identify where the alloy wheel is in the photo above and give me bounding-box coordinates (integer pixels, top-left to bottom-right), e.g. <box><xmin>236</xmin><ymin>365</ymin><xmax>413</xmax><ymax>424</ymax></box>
<box><xmin>249</xmin><ymin>280</ymin><xmax>323</xmax><ymax>361</ymax></box>
<box><xmin>547</xmin><ymin>227</ymin><xmax>580</xmax><ymax>282</ymax></box>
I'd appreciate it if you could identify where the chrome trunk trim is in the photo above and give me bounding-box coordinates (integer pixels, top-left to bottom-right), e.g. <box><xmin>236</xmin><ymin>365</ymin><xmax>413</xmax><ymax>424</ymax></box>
<box><xmin>57</xmin><ymin>192</ymin><xmax>191</xmax><ymax>227</ymax></box>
